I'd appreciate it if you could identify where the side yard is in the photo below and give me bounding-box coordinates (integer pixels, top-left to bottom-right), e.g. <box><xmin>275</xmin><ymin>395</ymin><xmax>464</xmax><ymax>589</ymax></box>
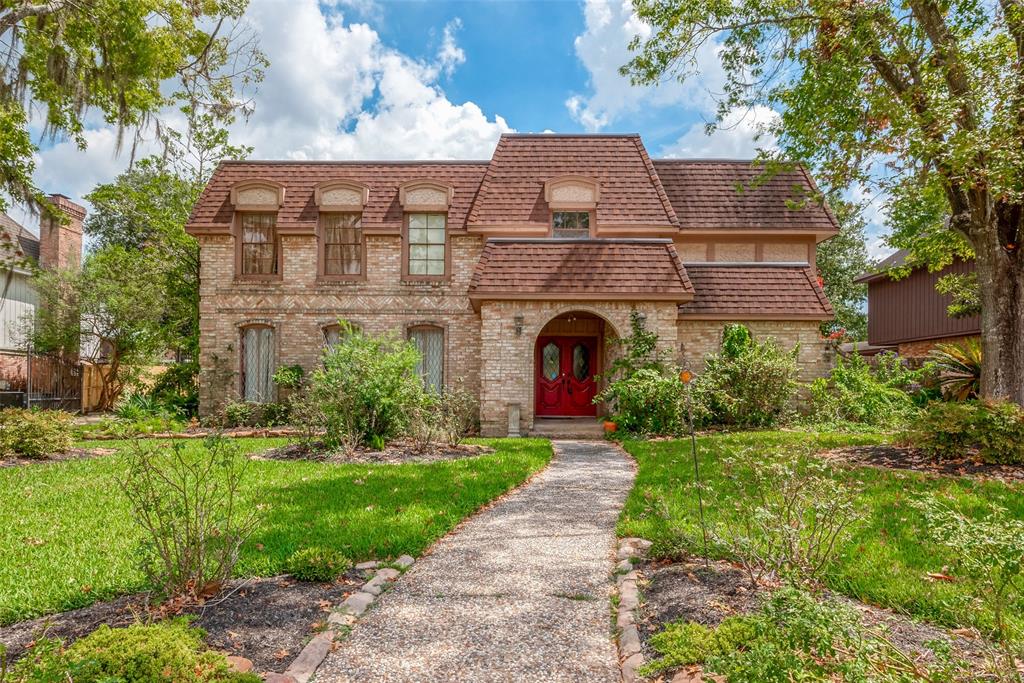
<box><xmin>619</xmin><ymin>430</ymin><xmax>1024</xmax><ymax>638</ymax></box>
<box><xmin>0</xmin><ymin>436</ymin><xmax>552</xmax><ymax>625</ymax></box>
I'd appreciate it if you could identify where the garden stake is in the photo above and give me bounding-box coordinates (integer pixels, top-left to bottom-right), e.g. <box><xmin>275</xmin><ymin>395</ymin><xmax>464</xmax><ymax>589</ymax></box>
<box><xmin>680</xmin><ymin>370</ymin><xmax>709</xmax><ymax>569</ymax></box>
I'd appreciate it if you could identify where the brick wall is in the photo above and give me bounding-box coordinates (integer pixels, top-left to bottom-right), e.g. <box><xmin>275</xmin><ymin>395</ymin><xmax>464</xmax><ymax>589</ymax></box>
<box><xmin>39</xmin><ymin>194</ymin><xmax>84</xmax><ymax>271</ymax></box>
<box><xmin>478</xmin><ymin>300</ymin><xmax>679</xmax><ymax>436</ymax></box>
<box><xmin>676</xmin><ymin>319</ymin><xmax>833</xmax><ymax>381</ymax></box>
<box><xmin>897</xmin><ymin>334</ymin><xmax>979</xmax><ymax>359</ymax></box>
<box><xmin>197</xmin><ymin>232</ymin><xmax>483</xmax><ymax>414</ymax></box>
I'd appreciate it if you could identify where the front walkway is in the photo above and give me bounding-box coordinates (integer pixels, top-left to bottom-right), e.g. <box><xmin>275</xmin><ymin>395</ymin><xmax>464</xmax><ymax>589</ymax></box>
<box><xmin>314</xmin><ymin>440</ymin><xmax>635</xmax><ymax>683</ymax></box>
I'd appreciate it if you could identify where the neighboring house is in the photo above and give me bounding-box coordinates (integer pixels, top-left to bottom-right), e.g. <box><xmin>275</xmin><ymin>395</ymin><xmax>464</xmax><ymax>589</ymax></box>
<box><xmin>185</xmin><ymin>134</ymin><xmax>838</xmax><ymax>436</ymax></box>
<box><xmin>0</xmin><ymin>195</ymin><xmax>85</xmax><ymax>395</ymax></box>
<box><xmin>854</xmin><ymin>249</ymin><xmax>979</xmax><ymax>358</ymax></box>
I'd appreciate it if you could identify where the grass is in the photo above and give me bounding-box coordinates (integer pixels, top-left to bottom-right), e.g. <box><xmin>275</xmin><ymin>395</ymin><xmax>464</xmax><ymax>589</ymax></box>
<box><xmin>0</xmin><ymin>436</ymin><xmax>551</xmax><ymax>625</ymax></box>
<box><xmin>619</xmin><ymin>430</ymin><xmax>1024</xmax><ymax>635</ymax></box>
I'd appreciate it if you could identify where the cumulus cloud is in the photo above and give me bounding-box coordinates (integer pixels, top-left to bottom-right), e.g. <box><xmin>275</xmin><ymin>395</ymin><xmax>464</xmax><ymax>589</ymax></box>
<box><xmin>566</xmin><ymin>0</ymin><xmax>726</xmax><ymax>131</ymax></box>
<box><xmin>22</xmin><ymin>0</ymin><xmax>511</xmax><ymax>216</ymax></box>
<box><xmin>658</xmin><ymin>106</ymin><xmax>779</xmax><ymax>158</ymax></box>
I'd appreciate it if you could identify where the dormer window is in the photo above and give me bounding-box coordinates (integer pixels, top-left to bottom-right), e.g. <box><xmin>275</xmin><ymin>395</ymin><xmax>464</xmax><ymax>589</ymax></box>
<box><xmin>552</xmin><ymin>211</ymin><xmax>591</xmax><ymax>238</ymax></box>
<box><xmin>239</xmin><ymin>213</ymin><xmax>279</xmax><ymax>276</ymax></box>
<box><xmin>400</xmin><ymin>180</ymin><xmax>452</xmax><ymax>280</ymax></box>
<box><xmin>321</xmin><ymin>212</ymin><xmax>363</xmax><ymax>277</ymax></box>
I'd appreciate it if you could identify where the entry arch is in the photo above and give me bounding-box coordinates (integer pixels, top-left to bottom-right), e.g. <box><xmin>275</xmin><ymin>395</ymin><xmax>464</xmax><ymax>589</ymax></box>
<box><xmin>533</xmin><ymin>309</ymin><xmax>619</xmax><ymax>419</ymax></box>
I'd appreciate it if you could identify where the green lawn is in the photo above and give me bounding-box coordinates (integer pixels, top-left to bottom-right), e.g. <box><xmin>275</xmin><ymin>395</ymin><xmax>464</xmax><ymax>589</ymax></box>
<box><xmin>0</xmin><ymin>437</ymin><xmax>552</xmax><ymax>625</ymax></box>
<box><xmin>620</xmin><ymin>430</ymin><xmax>1024</xmax><ymax>635</ymax></box>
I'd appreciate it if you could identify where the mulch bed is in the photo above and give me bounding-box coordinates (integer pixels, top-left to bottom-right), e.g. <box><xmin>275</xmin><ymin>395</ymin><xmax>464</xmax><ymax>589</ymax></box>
<box><xmin>79</xmin><ymin>427</ymin><xmax>307</xmax><ymax>441</ymax></box>
<box><xmin>0</xmin><ymin>447</ymin><xmax>118</xmax><ymax>468</ymax></box>
<box><xmin>819</xmin><ymin>444</ymin><xmax>1024</xmax><ymax>484</ymax></box>
<box><xmin>256</xmin><ymin>439</ymin><xmax>494</xmax><ymax>464</ymax></box>
<box><xmin>637</xmin><ymin>560</ymin><xmax>992</xmax><ymax>679</ymax></box>
<box><xmin>0</xmin><ymin>570</ymin><xmax>368</xmax><ymax>674</ymax></box>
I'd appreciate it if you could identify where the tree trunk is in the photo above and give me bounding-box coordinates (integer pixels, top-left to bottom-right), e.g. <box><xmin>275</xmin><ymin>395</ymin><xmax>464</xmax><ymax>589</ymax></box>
<box><xmin>972</xmin><ymin>218</ymin><xmax>1024</xmax><ymax>405</ymax></box>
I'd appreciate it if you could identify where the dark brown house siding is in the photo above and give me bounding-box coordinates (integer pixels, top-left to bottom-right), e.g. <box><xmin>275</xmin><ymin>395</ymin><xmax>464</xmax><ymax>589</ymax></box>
<box><xmin>864</xmin><ymin>258</ymin><xmax>980</xmax><ymax>346</ymax></box>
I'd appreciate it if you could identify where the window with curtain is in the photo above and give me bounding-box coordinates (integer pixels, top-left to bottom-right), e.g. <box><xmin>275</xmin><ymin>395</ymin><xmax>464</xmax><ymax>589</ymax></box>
<box><xmin>407</xmin><ymin>213</ymin><xmax>446</xmax><ymax>276</ymax></box>
<box><xmin>241</xmin><ymin>326</ymin><xmax>275</xmax><ymax>402</ymax></box>
<box><xmin>240</xmin><ymin>213</ymin><xmax>278</xmax><ymax>275</ymax></box>
<box><xmin>322</xmin><ymin>213</ymin><xmax>362</xmax><ymax>276</ymax></box>
<box><xmin>408</xmin><ymin>325</ymin><xmax>443</xmax><ymax>392</ymax></box>
<box><xmin>552</xmin><ymin>211</ymin><xmax>590</xmax><ymax>238</ymax></box>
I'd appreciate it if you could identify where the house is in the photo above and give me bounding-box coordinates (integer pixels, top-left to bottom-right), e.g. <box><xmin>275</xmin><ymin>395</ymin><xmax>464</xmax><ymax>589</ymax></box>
<box><xmin>185</xmin><ymin>134</ymin><xmax>838</xmax><ymax>436</ymax></box>
<box><xmin>0</xmin><ymin>195</ymin><xmax>85</xmax><ymax>402</ymax></box>
<box><xmin>854</xmin><ymin>249</ymin><xmax>979</xmax><ymax>358</ymax></box>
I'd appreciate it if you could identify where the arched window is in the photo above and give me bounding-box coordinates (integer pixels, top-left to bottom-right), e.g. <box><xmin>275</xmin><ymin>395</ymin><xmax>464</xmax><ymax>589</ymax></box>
<box><xmin>323</xmin><ymin>322</ymin><xmax>361</xmax><ymax>348</ymax></box>
<box><xmin>240</xmin><ymin>325</ymin><xmax>275</xmax><ymax>402</ymax></box>
<box><xmin>407</xmin><ymin>325</ymin><xmax>444</xmax><ymax>392</ymax></box>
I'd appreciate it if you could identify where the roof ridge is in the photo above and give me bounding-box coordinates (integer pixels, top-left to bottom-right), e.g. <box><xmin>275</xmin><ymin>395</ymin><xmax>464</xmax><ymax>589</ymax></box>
<box><xmin>633</xmin><ymin>136</ymin><xmax>679</xmax><ymax>227</ymax></box>
<box><xmin>664</xmin><ymin>242</ymin><xmax>693</xmax><ymax>293</ymax></box>
<box><xmin>467</xmin><ymin>135</ymin><xmax>507</xmax><ymax>225</ymax></box>
<box><xmin>797</xmin><ymin>165</ymin><xmax>840</xmax><ymax>232</ymax></box>
<box><xmin>802</xmin><ymin>265</ymin><xmax>835</xmax><ymax>316</ymax></box>
<box><xmin>499</xmin><ymin>133</ymin><xmax>641</xmax><ymax>138</ymax></box>
<box><xmin>652</xmin><ymin>158</ymin><xmax>765</xmax><ymax>164</ymax></box>
<box><xmin>216</xmin><ymin>159</ymin><xmax>491</xmax><ymax>166</ymax></box>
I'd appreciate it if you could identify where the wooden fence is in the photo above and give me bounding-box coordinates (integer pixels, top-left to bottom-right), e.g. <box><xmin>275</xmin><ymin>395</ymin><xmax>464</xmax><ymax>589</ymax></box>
<box><xmin>81</xmin><ymin>364</ymin><xmax>167</xmax><ymax>413</ymax></box>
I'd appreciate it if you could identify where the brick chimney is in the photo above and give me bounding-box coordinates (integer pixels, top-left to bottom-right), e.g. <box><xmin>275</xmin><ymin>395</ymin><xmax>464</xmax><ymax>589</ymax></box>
<box><xmin>39</xmin><ymin>194</ymin><xmax>85</xmax><ymax>271</ymax></box>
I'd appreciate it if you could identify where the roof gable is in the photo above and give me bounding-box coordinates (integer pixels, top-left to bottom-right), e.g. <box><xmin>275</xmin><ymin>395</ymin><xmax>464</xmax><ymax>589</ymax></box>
<box><xmin>466</xmin><ymin>134</ymin><xmax>678</xmax><ymax>229</ymax></box>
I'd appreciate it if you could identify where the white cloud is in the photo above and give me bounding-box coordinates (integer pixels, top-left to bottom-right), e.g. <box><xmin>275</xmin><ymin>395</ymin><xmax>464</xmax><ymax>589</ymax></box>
<box><xmin>658</xmin><ymin>106</ymin><xmax>779</xmax><ymax>158</ymax></box>
<box><xmin>21</xmin><ymin>0</ymin><xmax>512</xmax><ymax>216</ymax></box>
<box><xmin>566</xmin><ymin>0</ymin><xmax>726</xmax><ymax>131</ymax></box>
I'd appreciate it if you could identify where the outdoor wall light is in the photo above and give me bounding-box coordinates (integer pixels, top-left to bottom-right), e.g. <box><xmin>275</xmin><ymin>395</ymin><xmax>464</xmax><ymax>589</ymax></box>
<box><xmin>513</xmin><ymin>314</ymin><xmax>524</xmax><ymax>336</ymax></box>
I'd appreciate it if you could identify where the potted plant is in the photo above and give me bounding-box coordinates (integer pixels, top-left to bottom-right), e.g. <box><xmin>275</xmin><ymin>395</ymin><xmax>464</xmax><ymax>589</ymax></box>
<box><xmin>602</xmin><ymin>417</ymin><xmax>618</xmax><ymax>433</ymax></box>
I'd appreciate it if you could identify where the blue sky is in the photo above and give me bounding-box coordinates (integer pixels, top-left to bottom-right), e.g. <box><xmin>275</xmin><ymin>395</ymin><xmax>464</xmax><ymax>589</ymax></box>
<box><xmin>19</xmin><ymin>0</ymin><xmax>889</xmax><ymax>256</ymax></box>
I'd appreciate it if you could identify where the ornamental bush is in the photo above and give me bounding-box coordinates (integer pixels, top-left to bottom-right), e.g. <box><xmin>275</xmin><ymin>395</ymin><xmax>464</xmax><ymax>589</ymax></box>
<box><xmin>903</xmin><ymin>399</ymin><xmax>1024</xmax><ymax>463</ymax></box>
<box><xmin>691</xmin><ymin>327</ymin><xmax>799</xmax><ymax>428</ymax></box>
<box><xmin>8</xmin><ymin>619</ymin><xmax>260</xmax><ymax>683</ymax></box>
<box><xmin>807</xmin><ymin>351</ymin><xmax>921</xmax><ymax>429</ymax></box>
<box><xmin>0</xmin><ymin>408</ymin><xmax>74</xmax><ymax>459</ymax></box>
<box><xmin>595</xmin><ymin>367</ymin><xmax>687</xmax><ymax>436</ymax></box>
<box><xmin>286</xmin><ymin>546</ymin><xmax>351</xmax><ymax>582</ymax></box>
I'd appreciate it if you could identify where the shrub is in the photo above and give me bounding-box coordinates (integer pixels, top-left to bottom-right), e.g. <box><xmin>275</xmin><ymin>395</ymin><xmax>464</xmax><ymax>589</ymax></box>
<box><xmin>640</xmin><ymin>616</ymin><xmax>757</xmax><ymax>676</ymax></box>
<box><xmin>119</xmin><ymin>437</ymin><xmax>260</xmax><ymax>600</ymax></box>
<box><xmin>595</xmin><ymin>367</ymin><xmax>686</xmax><ymax>436</ymax></box>
<box><xmin>692</xmin><ymin>327</ymin><xmax>799</xmax><ymax>428</ymax></box>
<box><xmin>435</xmin><ymin>383</ymin><xmax>478</xmax><ymax>446</ymax></box>
<box><xmin>8</xmin><ymin>618</ymin><xmax>260</xmax><ymax>683</ymax></box>
<box><xmin>286</xmin><ymin>546</ymin><xmax>352</xmax><ymax>582</ymax></box>
<box><xmin>147</xmin><ymin>361</ymin><xmax>199</xmax><ymax>418</ymax></box>
<box><xmin>218</xmin><ymin>400</ymin><xmax>290</xmax><ymax>428</ymax></box>
<box><xmin>712</xmin><ymin>446</ymin><xmax>863</xmax><ymax>586</ymax></box>
<box><xmin>0</xmin><ymin>408</ymin><xmax>74</xmax><ymax>459</ymax></box>
<box><xmin>903</xmin><ymin>400</ymin><xmax>1024</xmax><ymax>464</ymax></box>
<box><xmin>929</xmin><ymin>338</ymin><xmax>982</xmax><ymax>401</ymax></box>
<box><xmin>807</xmin><ymin>351</ymin><xmax>920</xmax><ymax>429</ymax></box>
<box><xmin>222</xmin><ymin>400</ymin><xmax>255</xmax><ymax>428</ymax></box>
<box><xmin>915</xmin><ymin>497</ymin><xmax>1024</xmax><ymax>672</ymax></box>
<box><xmin>272</xmin><ymin>364</ymin><xmax>304</xmax><ymax>390</ymax></box>
<box><xmin>292</xmin><ymin>326</ymin><xmax>427</xmax><ymax>450</ymax></box>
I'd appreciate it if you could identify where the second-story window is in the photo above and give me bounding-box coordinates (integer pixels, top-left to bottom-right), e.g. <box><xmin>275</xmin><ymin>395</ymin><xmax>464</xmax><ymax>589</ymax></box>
<box><xmin>240</xmin><ymin>213</ymin><xmax>278</xmax><ymax>275</ymax></box>
<box><xmin>407</xmin><ymin>213</ymin><xmax>446</xmax><ymax>277</ymax></box>
<box><xmin>552</xmin><ymin>211</ymin><xmax>590</xmax><ymax>238</ymax></box>
<box><xmin>322</xmin><ymin>213</ymin><xmax>363</xmax><ymax>276</ymax></box>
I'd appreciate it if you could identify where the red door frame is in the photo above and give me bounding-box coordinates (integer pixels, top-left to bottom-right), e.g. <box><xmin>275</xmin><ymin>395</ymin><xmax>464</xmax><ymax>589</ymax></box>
<box><xmin>534</xmin><ymin>335</ymin><xmax>600</xmax><ymax>417</ymax></box>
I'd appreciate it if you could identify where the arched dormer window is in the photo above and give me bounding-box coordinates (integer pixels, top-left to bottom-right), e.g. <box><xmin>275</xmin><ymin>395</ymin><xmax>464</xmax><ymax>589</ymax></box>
<box><xmin>314</xmin><ymin>180</ymin><xmax>369</xmax><ymax>212</ymax></box>
<box><xmin>399</xmin><ymin>180</ymin><xmax>452</xmax><ymax>280</ymax></box>
<box><xmin>315</xmin><ymin>181</ymin><xmax>368</xmax><ymax>279</ymax></box>
<box><xmin>231</xmin><ymin>180</ymin><xmax>285</xmax><ymax>278</ymax></box>
<box><xmin>545</xmin><ymin>176</ymin><xmax>598</xmax><ymax>239</ymax></box>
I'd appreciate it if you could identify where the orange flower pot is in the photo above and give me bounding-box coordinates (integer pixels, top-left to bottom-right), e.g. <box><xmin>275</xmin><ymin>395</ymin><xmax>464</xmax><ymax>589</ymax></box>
<box><xmin>603</xmin><ymin>420</ymin><xmax>618</xmax><ymax>433</ymax></box>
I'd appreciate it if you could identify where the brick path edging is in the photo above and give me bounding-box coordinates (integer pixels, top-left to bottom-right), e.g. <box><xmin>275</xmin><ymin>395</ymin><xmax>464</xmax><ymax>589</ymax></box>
<box><xmin>615</xmin><ymin>537</ymin><xmax>652</xmax><ymax>683</ymax></box>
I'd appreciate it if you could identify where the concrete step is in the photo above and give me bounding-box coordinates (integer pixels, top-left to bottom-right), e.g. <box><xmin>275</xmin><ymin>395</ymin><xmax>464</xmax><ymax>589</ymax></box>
<box><xmin>529</xmin><ymin>418</ymin><xmax>607</xmax><ymax>440</ymax></box>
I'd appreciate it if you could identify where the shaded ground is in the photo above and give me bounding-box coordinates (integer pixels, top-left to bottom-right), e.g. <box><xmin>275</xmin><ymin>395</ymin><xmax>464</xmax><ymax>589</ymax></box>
<box><xmin>637</xmin><ymin>560</ymin><xmax>993</xmax><ymax>680</ymax></box>
<box><xmin>819</xmin><ymin>444</ymin><xmax>1024</xmax><ymax>483</ymax></box>
<box><xmin>0</xmin><ymin>447</ymin><xmax>117</xmax><ymax>468</ymax></box>
<box><xmin>256</xmin><ymin>440</ymin><xmax>494</xmax><ymax>464</ymax></box>
<box><xmin>0</xmin><ymin>571</ymin><xmax>368</xmax><ymax>674</ymax></box>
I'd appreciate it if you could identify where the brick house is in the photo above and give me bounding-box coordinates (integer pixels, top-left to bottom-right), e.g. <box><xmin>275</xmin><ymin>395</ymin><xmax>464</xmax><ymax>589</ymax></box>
<box><xmin>186</xmin><ymin>134</ymin><xmax>837</xmax><ymax>436</ymax></box>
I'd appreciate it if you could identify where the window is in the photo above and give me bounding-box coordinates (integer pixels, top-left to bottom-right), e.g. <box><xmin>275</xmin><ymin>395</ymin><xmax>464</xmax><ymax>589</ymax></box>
<box><xmin>552</xmin><ymin>211</ymin><xmax>590</xmax><ymax>238</ymax></box>
<box><xmin>323</xmin><ymin>322</ymin><xmax>360</xmax><ymax>348</ymax></box>
<box><xmin>241</xmin><ymin>326</ymin><xmax>275</xmax><ymax>402</ymax></box>
<box><xmin>408</xmin><ymin>325</ymin><xmax>443</xmax><ymax>392</ymax></box>
<box><xmin>407</xmin><ymin>213</ymin><xmax>446</xmax><ymax>277</ymax></box>
<box><xmin>240</xmin><ymin>213</ymin><xmax>278</xmax><ymax>275</ymax></box>
<box><xmin>322</xmin><ymin>213</ymin><xmax>362</xmax><ymax>276</ymax></box>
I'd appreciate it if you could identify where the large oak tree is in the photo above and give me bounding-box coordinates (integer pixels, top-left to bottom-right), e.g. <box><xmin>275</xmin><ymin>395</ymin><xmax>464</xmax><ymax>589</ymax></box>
<box><xmin>626</xmin><ymin>0</ymin><xmax>1024</xmax><ymax>403</ymax></box>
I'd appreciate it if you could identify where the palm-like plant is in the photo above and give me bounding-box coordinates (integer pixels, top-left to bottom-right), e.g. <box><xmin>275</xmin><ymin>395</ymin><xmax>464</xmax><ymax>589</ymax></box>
<box><xmin>929</xmin><ymin>338</ymin><xmax>982</xmax><ymax>401</ymax></box>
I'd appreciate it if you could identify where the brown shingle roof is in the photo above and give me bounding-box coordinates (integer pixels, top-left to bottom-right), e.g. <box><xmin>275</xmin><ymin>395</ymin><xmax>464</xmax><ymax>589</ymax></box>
<box><xmin>0</xmin><ymin>213</ymin><xmax>39</xmax><ymax>263</ymax></box>
<box><xmin>467</xmin><ymin>134</ymin><xmax>677</xmax><ymax>229</ymax></box>
<box><xmin>187</xmin><ymin>161</ymin><xmax>489</xmax><ymax>233</ymax></box>
<box><xmin>469</xmin><ymin>239</ymin><xmax>693</xmax><ymax>302</ymax></box>
<box><xmin>679</xmin><ymin>263</ymin><xmax>834</xmax><ymax>319</ymax></box>
<box><xmin>653</xmin><ymin>160</ymin><xmax>838</xmax><ymax>232</ymax></box>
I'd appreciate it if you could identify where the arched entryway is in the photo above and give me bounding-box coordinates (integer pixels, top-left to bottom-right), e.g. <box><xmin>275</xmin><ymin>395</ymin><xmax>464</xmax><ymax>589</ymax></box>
<box><xmin>534</xmin><ymin>311</ymin><xmax>611</xmax><ymax>418</ymax></box>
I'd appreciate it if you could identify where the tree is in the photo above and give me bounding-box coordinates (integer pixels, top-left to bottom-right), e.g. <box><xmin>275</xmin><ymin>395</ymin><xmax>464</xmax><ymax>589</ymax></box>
<box><xmin>817</xmin><ymin>199</ymin><xmax>869</xmax><ymax>340</ymax></box>
<box><xmin>84</xmin><ymin>114</ymin><xmax>250</xmax><ymax>360</ymax></box>
<box><xmin>33</xmin><ymin>245</ymin><xmax>170</xmax><ymax>410</ymax></box>
<box><xmin>0</xmin><ymin>0</ymin><xmax>266</xmax><ymax>214</ymax></box>
<box><xmin>625</xmin><ymin>0</ymin><xmax>1024</xmax><ymax>403</ymax></box>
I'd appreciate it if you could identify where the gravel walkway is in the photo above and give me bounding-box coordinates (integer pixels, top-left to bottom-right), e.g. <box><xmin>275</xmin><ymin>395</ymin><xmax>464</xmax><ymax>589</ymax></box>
<box><xmin>314</xmin><ymin>440</ymin><xmax>634</xmax><ymax>683</ymax></box>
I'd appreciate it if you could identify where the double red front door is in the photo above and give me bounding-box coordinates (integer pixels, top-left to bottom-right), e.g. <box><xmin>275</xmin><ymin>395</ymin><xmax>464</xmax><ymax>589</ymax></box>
<box><xmin>535</xmin><ymin>336</ymin><xmax>598</xmax><ymax>417</ymax></box>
